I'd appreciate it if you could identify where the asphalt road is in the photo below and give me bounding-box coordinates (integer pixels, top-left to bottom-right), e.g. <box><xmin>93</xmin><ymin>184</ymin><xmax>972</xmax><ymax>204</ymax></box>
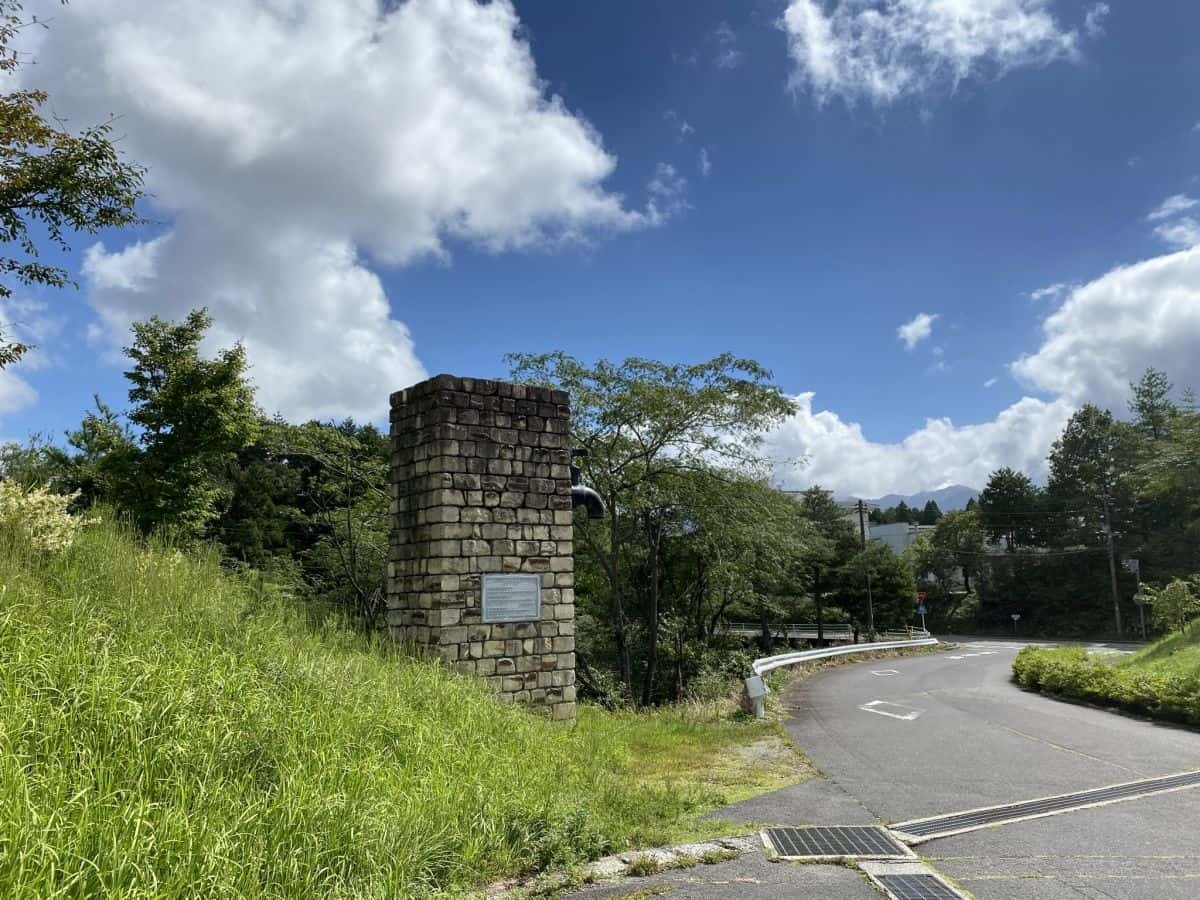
<box><xmin>781</xmin><ymin>638</ymin><xmax>1200</xmax><ymax>898</ymax></box>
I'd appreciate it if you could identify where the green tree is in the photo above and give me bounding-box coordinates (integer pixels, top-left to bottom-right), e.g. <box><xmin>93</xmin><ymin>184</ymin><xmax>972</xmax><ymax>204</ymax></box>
<box><xmin>836</xmin><ymin>542</ymin><xmax>916</xmax><ymax>635</ymax></box>
<box><xmin>979</xmin><ymin>467</ymin><xmax>1043</xmax><ymax>550</ymax></box>
<box><xmin>905</xmin><ymin>531</ymin><xmax>952</xmax><ymax>589</ymax></box>
<box><xmin>1138</xmin><ymin>579</ymin><xmax>1200</xmax><ymax>634</ymax></box>
<box><xmin>796</xmin><ymin>487</ymin><xmax>860</xmax><ymax>644</ymax></box>
<box><xmin>930</xmin><ymin>509</ymin><xmax>985</xmax><ymax>593</ymax></box>
<box><xmin>1134</xmin><ymin>400</ymin><xmax>1200</xmax><ymax>579</ymax></box>
<box><xmin>1047</xmin><ymin>404</ymin><xmax>1139</xmax><ymax>635</ymax></box>
<box><xmin>32</xmin><ymin>311</ymin><xmax>257</xmax><ymax>538</ymax></box>
<box><xmin>51</xmin><ymin>399</ymin><xmax>139</xmax><ymax>508</ymax></box>
<box><xmin>270</xmin><ymin>420</ymin><xmax>390</xmax><ymax>628</ymax></box>
<box><xmin>919</xmin><ymin>499</ymin><xmax>943</xmax><ymax>526</ymax></box>
<box><xmin>0</xmin><ymin>0</ymin><xmax>146</xmax><ymax>364</ymax></box>
<box><xmin>508</xmin><ymin>351</ymin><xmax>797</xmax><ymax>700</ymax></box>
<box><xmin>1129</xmin><ymin>368</ymin><xmax>1176</xmax><ymax>441</ymax></box>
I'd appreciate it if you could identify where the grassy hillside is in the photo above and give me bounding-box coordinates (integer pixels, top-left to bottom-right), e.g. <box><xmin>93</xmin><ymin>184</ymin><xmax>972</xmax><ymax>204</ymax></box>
<box><xmin>0</xmin><ymin>517</ymin><xmax>805</xmax><ymax>898</ymax></box>
<box><xmin>1013</xmin><ymin>624</ymin><xmax>1200</xmax><ymax>726</ymax></box>
<box><xmin>1117</xmin><ymin>619</ymin><xmax>1200</xmax><ymax>677</ymax></box>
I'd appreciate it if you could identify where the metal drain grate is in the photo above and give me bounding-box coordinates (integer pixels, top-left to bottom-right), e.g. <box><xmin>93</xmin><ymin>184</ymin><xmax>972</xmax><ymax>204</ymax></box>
<box><xmin>762</xmin><ymin>826</ymin><xmax>911</xmax><ymax>859</ymax></box>
<box><xmin>875</xmin><ymin>874</ymin><xmax>964</xmax><ymax>899</ymax></box>
<box><xmin>893</xmin><ymin>769</ymin><xmax>1200</xmax><ymax>842</ymax></box>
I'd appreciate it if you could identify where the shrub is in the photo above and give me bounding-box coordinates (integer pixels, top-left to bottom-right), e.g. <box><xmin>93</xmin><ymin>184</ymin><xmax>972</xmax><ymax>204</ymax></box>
<box><xmin>0</xmin><ymin>481</ymin><xmax>91</xmax><ymax>552</ymax></box>
<box><xmin>1012</xmin><ymin>646</ymin><xmax>1200</xmax><ymax>726</ymax></box>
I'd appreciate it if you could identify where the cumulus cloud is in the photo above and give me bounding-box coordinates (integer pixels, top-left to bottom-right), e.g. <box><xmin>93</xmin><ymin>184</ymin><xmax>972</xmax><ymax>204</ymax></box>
<box><xmin>767</xmin><ymin>392</ymin><xmax>1074</xmax><ymax>496</ymax></box>
<box><xmin>1011</xmin><ymin>245</ymin><xmax>1200</xmax><ymax>408</ymax></box>
<box><xmin>699</xmin><ymin>148</ymin><xmax>712</xmax><ymax>177</ymax></box>
<box><xmin>777</xmin><ymin>222</ymin><xmax>1200</xmax><ymax>495</ymax></box>
<box><xmin>25</xmin><ymin>0</ymin><xmax>669</xmax><ymax>421</ymax></box>
<box><xmin>897</xmin><ymin>312</ymin><xmax>938</xmax><ymax>350</ymax></box>
<box><xmin>780</xmin><ymin>0</ymin><xmax>1093</xmax><ymax>106</ymax></box>
<box><xmin>1146</xmin><ymin>194</ymin><xmax>1198</xmax><ymax>221</ymax></box>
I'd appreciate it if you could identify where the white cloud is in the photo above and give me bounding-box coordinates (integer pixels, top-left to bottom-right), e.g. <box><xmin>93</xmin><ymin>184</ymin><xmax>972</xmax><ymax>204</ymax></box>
<box><xmin>699</xmin><ymin>148</ymin><xmax>712</xmax><ymax>177</ymax></box>
<box><xmin>1011</xmin><ymin>245</ymin><xmax>1200</xmax><ymax>409</ymax></box>
<box><xmin>781</xmin><ymin>227</ymin><xmax>1200</xmax><ymax>495</ymax></box>
<box><xmin>768</xmin><ymin>392</ymin><xmax>1074</xmax><ymax>496</ymax></box>
<box><xmin>664</xmin><ymin>110</ymin><xmax>695</xmax><ymax>139</ymax></box>
<box><xmin>0</xmin><ymin>299</ymin><xmax>62</xmax><ymax>417</ymax></box>
<box><xmin>1154</xmin><ymin>218</ymin><xmax>1200</xmax><ymax>250</ymax></box>
<box><xmin>1083</xmin><ymin>3</ymin><xmax>1109</xmax><ymax>39</ymax></box>
<box><xmin>1028</xmin><ymin>281</ymin><xmax>1071</xmax><ymax>302</ymax></box>
<box><xmin>1147</xmin><ymin>194</ymin><xmax>1199</xmax><ymax>221</ymax></box>
<box><xmin>713</xmin><ymin>21</ymin><xmax>743</xmax><ymax>70</ymax></box>
<box><xmin>644</xmin><ymin>164</ymin><xmax>689</xmax><ymax>226</ymax></box>
<box><xmin>897</xmin><ymin>312</ymin><xmax>938</xmax><ymax>350</ymax></box>
<box><xmin>1144</xmin><ymin>194</ymin><xmax>1200</xmax><ymax>249</ymax></box>
<box><xmin>780</xmin><ymin>0</ymin><xmax>1091</xmax><ymax>106</ymax></box>
<box><xmin>26</xmin><ymin>0</ymin><xmax>670</xmax><ymax>421</ymax></box>
<box><xmin>0</xmin><ymin>370</ymin><xmax>37</xmax><ymax>416</ymax></box>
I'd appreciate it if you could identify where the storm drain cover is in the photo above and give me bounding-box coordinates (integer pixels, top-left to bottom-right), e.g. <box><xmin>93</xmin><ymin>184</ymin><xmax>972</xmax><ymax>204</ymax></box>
<box><xmin>892</xmin><ymin>769</ymin><xmax>1200</xmax><ymax>842</ymax></box>
<box><xmin>762</xmin><ymin>826</ymin><xmax>911</xmax><ymax>859</ymax></box>
<box><xmin>875</xmin><ymin>874</ymin><xmax>964</xmax><ymax>899</ymax></box>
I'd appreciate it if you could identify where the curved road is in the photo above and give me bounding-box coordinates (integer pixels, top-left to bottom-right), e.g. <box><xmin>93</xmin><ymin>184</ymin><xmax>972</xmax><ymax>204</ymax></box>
<box><xmin>783</xmin><ymin>639</ymin><xmax>1200</xmax><ymax>898</ymax></box>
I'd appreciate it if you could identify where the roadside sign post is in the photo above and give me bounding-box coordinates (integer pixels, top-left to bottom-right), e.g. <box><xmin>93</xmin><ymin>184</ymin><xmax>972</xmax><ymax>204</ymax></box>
<box><xmin>916</xmin><ymin>592</ymin><xmax>928</xmax><ymax>633</ymax></box>
<box><xmin>1011</xmin><ymin>612</ymin><xmax>1021</xmax><ymax>635</ymax></box>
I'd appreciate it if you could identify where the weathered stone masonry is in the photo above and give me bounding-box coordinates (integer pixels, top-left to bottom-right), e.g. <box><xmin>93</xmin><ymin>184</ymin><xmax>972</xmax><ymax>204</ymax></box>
<box><xmin>387</xmin><ymin>374</ymin><xmax>577</xmax><ymax>720</ymax></box>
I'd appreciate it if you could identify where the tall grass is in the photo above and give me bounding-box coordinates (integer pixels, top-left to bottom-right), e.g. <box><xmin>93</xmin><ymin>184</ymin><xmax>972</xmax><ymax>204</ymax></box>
<box><xmin>0</xmin><ymin>519</ymin><xmax>776</xmax><ymax>898</ymax></box>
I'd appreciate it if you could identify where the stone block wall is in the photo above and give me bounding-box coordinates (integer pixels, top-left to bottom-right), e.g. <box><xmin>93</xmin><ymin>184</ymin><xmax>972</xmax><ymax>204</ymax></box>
<box><xmin>387</xmin><ymin>374</ymin><xmax>577</xmax><ymax>719</ymax></box>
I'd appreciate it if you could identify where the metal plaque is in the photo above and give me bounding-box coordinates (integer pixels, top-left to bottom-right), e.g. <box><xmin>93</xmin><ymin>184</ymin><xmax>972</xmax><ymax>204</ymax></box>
<box><xmin>481</xmin><ymin>573</ymin><xmax>542</xmax><ymax>623</ymax></box>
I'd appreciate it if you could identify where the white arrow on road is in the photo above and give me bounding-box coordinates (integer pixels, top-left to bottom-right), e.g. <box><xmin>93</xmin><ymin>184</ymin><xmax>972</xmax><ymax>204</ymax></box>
<box><xmin>859</xmin><ymin>700</ymin><xmax>924</xmax><ymax>721</ymax></box>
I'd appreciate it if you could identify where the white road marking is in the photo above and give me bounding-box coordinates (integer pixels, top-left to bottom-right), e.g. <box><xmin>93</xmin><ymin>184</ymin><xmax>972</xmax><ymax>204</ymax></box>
<box><xmin>859</xmin><ymin>700</ymin><xmax>924</xmax><ymax>721</ymax></box>
<box><xmin>890</xmin><ymin>771</ymin><xmax>1200</xmax><ymax>844</ymax></box>
<box><xmin>872</xmin><ymin>669</ymin><xmax>901</xmax><ymax>676</ymax></box>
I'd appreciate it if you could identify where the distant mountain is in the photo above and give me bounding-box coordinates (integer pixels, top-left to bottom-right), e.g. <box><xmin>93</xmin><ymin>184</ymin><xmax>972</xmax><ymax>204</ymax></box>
<box><xmin>863</xmin><ymin>484</ymin><xmax>979</xmax><ymax>512</ymax></box>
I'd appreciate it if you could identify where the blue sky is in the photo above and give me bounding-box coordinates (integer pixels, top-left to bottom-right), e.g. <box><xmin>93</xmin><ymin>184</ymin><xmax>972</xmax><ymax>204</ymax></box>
<box><xmin>5</xmin><ymin>0</ymin><xmax>1200</xmax><ymax>496</ymax></box>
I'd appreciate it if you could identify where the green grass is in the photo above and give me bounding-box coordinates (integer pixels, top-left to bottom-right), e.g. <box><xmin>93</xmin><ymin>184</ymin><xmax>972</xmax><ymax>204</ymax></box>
<box><xmin>1012</xmin><ymin>623</ymin><xmax>1200</xmax><ymax>726</ymax></box>
<box><xmin>1117</xmin><ymin>619</ymin><xmax>1200</xmax><ymax>677</ymax></box>
<box><xmin>0</xmin><ymin>518</ymin><xmax>804</xmax><ymax>898</ymax></box>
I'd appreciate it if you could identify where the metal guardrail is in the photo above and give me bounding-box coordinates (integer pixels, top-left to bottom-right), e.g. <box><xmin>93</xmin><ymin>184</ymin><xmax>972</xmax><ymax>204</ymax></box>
<box><xmin>717</xmin><ymin>622</ymin><xmax>854</xmax><ymax>640</ymax></box>
<box><xmin>881</xmin><ymin>628</ymin><xmax>931</xmax><ymax>641</ymax></box>
<box><xmin>718</xmin><ymin>623</ymin><xmax>930</xmax><ymax>643</ymax></box>
<box><xmin>743</xmin><ymin>636</ymin><xmax>940</xmax><ymax>718</ymax></box>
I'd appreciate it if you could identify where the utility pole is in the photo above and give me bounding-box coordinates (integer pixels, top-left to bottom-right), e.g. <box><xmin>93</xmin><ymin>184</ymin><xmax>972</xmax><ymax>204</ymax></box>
<box><xmin>1101</xmin><ymin>491</ymin><xmax>1124</xmax><ymax>639</ymax></box>
<box><xmin>856</xmin><ymin>499</ymin><xmax>875</xmax><ymax>640</ymax></box>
